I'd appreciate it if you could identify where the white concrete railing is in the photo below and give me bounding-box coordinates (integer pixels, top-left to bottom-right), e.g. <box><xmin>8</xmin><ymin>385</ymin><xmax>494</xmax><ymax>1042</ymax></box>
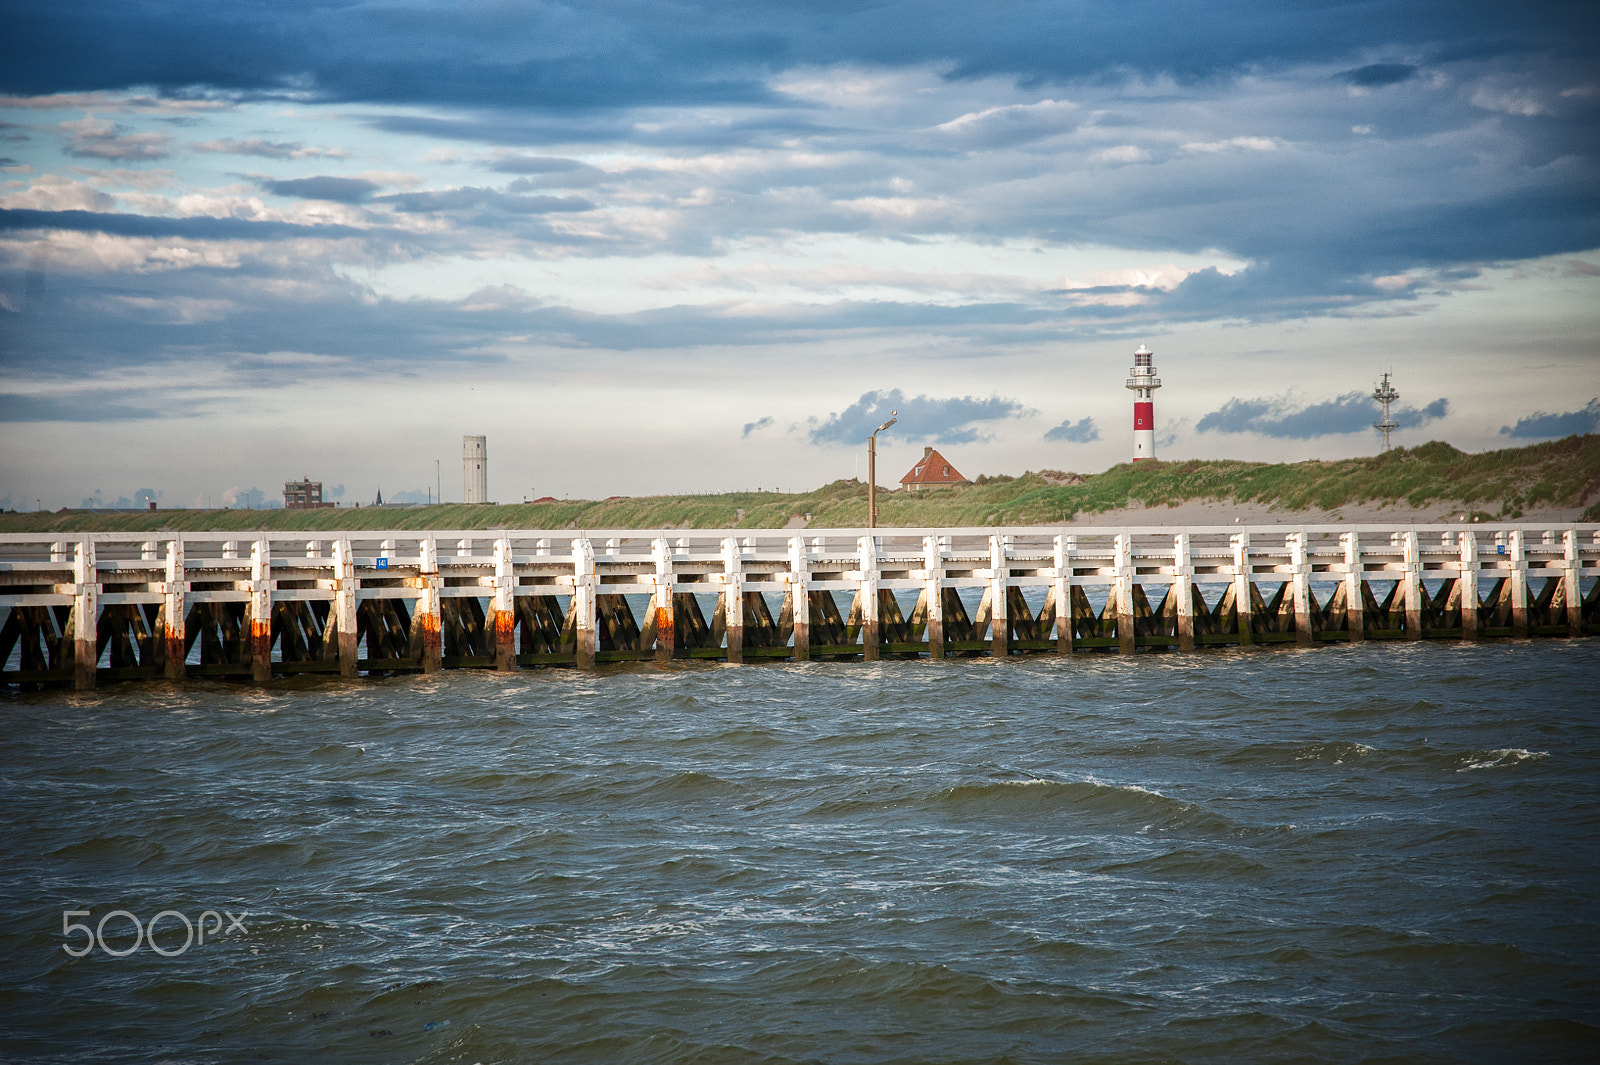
<box><xmin>2</xmin><ymin>522</ymin><xmax>1596</xmax><ymax>686</ymax></box>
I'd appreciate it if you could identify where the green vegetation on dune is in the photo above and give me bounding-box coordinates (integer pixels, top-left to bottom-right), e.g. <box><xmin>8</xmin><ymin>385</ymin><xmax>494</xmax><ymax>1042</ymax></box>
<box><xmin>4</xmin><ymin>436</ymin><xmax>1597</xmax><ymax>534</ymax></box>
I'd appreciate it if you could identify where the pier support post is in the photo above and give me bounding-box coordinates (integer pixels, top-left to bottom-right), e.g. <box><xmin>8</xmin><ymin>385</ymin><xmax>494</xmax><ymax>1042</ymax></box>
<box><xmin>572</xmin><ymin>538</ymin><xmax>597</xmax><ymax>668</ymax></box>
<box><xmin>414</xmin><ymin>537</ymin><xmax>443</xmax><ymax>672</ymax></box>
<box><xmin>1054</xmin><ymin>534</ymin><xmax>1076</xmax><ymax>655</ymax></box>
<box><xmin>1115</xmin><ymin>533</ymin><xmax>1135</xmax><ymax>654</ymax></box>
<box><xmin>1402</xmin><ymin>529</ymin><xmax>1423</xmax><ymax>639</ymax></box>
<box><xmin>653</xmin><ymin>538</ymin><xmax>678</xmax><ymax>663</ymax></box>
<box><xmin>991</xmin><ymin>534</ymin><xmax>1011</xmax><ymax>658</ymax></box>
<box><xmin>1508</xmin><ymin>529</ymin><xmax>1528</xmax><ymax>637</ymax></box>
<box><xmin>859</xmin><ymin>535</ymin><xmax>880</xmax><ymax>660</ymax></box>
<box><xmin>722</xmin><ymin>537</ymin><xmax>744</xmax><ymax>664</ymax></box>
<box><xmin>1459</xmin><ymin>531</ymin><xmax>1479</xmax><ymax>641</ymax></box>
<box><xmin>1231</xmin><ymin>532</ymin><xmax>1254</xmax><ymax>647</ymax></box>
<box><xmin>925</xmin><ymin>535</ymin><xmax>946</xmax><ymax>658</ymax></box>
<box><xmin>1564</xmin><ymin>528</ymin><xmax>1582</xmax><ymax>637</ymax></box>
<box><xmin>1341</xmin><ymin>532</ymin><xmax>1364</xmax><ymax>641</ymax></box>
<box><xmin>788</xmin><ymin>535</ymin><xmax>810</xmax><ymax>662</ymax></box>
<box><xmin>331</xmin><ymin>538</ymin><xmax>359</xmax><ymax>676</ymax></box>
<box><xmin>492</xmin><ymin>535</ymin><xmax>517</xmax><ymax>671</ymax></box>
<box><xmin>249</xmin><ymin>538</ymin><xmax>272</xmax><ymax>683</ymax></box>
<box><xmin>1174</xmin><ymin>532</ymin><xmax>1194</xmax><ymax>652</ymax></box>
<box><xmin>72</xmin><ymin>538</ymin><xmax>97</xmax><ymax>690</ymax></box>
<box><xmin>162</xmin><ymin>538</ymin><xmax>186</xmax><ymax>680</ymax></box>
<box><xmin>1289</xmin><ymin>532</ymin><xmax>1313</xmax><ymax>646</ymax></box>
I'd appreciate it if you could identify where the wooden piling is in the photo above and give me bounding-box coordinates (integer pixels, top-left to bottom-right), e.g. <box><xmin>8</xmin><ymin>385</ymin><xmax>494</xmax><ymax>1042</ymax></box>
<box><xmin>1231</xmin><ymin>532</ymin><xmax>1254</xmax><ymax>647</ymax></box>
<box><xmin>1054</xmin><ymin>534</ymin><xmax>1076</xmax><ymax>655</ymax></box>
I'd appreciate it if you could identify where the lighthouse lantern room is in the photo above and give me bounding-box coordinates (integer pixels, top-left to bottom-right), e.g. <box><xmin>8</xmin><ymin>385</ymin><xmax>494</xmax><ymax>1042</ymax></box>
<box><xmin>1126</xmin><ymin>343</ymin><xmax>1162</xmax><ymax>461</ymax></box>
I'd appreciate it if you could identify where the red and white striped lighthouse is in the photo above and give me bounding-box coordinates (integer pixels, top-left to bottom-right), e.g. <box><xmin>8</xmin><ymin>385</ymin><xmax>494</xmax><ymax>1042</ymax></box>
<box><xmin>1126</xmin><ymin>343</ymin><xmax>1161</xmax><ymax>461</ymax></box>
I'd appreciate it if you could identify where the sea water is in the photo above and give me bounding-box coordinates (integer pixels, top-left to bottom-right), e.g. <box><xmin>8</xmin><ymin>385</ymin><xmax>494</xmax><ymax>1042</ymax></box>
<box><xmin>2</xmin><ymin>641</ymin><xmax>1597</xmax><ymax>1063</ymax></box>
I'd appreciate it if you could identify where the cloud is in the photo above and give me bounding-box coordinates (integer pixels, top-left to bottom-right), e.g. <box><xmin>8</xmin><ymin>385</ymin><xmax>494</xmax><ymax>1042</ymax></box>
<box><xmin>373</xmin><ymin>186</ymin><xmax>595</xmax><ymax>214</ymax></box>
<box><xmin>258</xmin><ymin>175</ymin><xmax>381</xmax><ymax>203</ymax></box>
<box><xmin>0</xmin><ymin>207</ymin><xmax>373</xmax><ymax>241</ymax></box>
<box><xmin>741</xmin><ymin>416</ymin><xmax>775</xmax><ymax>438</ymax></box>
<box><xmin>59</xmin><ymin>116</ymin><xmax>172</xmax><ymax>160</ymax></box>
<box><xmin>1338</xmin><ymin>63</ymin><xmax>1418</xmax><ymax>88</ymax></box>
<box><xmin>1196</xmin><ymin>391</ymin><xmax>1449</xmax><ymax>439</ymax></box>
<box><xmin>194</xmin><ymin>138</ymin><xmax>347</xmax><ymax>159</ymax></box>
<box><xmin>806</xmin><ymin>389</ymin><xmax>1029</xmax><ymax>447</ymax></box>
<box><xmin>1499</xmin><ymin>398</ymin><xmax>1600</xmax><ymax>439</ymax></box>
<box><xmin>485</xmin><ymin>155</ymin><xmax>590</xmax><ymax>174</ymax></box>
<box><xmin>1043</xmin><ymin>416</ymin><xmax>1099</xmax><ymax>443</ymax></box>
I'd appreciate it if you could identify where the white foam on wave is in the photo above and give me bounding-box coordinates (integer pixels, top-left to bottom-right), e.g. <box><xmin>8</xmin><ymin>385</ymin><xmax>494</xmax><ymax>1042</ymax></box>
<box><xmin>1457</xmin><ymin>748</ymin><xmax>1549</xmax><ymax>772</ymax></box>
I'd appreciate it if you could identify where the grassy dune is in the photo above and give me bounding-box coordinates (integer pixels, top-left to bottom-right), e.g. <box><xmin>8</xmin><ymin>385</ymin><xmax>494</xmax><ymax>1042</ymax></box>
<box><xmin>4</xmin><ymin>436</ymin><xmax>1597</xmax><ymax>534</ymax></box>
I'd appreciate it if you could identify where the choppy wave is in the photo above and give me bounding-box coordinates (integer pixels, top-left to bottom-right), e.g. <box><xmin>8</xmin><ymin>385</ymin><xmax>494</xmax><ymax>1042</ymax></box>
<box><xmin>2</xmin><ymin>641</ymin><xmax>1597</xmax><ymax>1064</ymax></box>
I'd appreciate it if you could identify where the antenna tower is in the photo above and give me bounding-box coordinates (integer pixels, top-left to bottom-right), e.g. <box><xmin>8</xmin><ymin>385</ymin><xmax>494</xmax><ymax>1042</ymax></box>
<box><xmin>1372</xmin><ymin>372</ymin><xmax>1399</xmax><ymax>452</ymax></box>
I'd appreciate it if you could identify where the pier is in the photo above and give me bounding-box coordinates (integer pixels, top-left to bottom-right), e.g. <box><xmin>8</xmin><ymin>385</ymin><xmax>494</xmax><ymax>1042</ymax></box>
<box><xmin>2</xmin><ymin>522</ymin><xmax>1597</xmax><ymax>687</ymax></box>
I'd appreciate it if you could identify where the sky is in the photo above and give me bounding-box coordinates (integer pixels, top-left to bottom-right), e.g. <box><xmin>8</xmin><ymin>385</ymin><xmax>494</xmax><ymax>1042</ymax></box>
<box><xmin>1</xmin><ymin>1</ymin><xmax>1598</xmax><ymax>509</ymax></box>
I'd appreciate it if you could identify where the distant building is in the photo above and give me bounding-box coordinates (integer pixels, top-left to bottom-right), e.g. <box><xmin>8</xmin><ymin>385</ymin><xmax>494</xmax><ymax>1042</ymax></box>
<box><xmin>284</xmin><ymin>478</ymin><xmax>334</xmax><ymax>509</ymax></box>
<box><xmin>464</xmin><ymin>435</ymin><xmax>487</xmax><ymax>504</ymax></box>
<box><xmin>899</xmin><ymin>447</ymin><xmax>967</xmax><ymax>491</ymax></box>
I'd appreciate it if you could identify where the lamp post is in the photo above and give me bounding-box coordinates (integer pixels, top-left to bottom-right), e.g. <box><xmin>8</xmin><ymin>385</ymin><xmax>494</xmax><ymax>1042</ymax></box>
<box><xmin>867</xmin><ymin>410</ymin><xmax>897</xmax><ymax>529</ymax></box>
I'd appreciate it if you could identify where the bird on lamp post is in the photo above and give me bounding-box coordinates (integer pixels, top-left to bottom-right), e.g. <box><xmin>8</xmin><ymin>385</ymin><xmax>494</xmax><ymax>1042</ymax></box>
<box><xmin>867</xmin><ymin>410</ymin><xmax>897</xmax><ymax>529</ymax></box>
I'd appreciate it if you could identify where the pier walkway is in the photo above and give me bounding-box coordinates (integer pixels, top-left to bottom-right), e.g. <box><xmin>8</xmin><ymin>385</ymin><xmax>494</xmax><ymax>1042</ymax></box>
<box><xmin>2</xmin><ymin>523</ymin><xmax>1597</xmax><ymax>687</ymax></box>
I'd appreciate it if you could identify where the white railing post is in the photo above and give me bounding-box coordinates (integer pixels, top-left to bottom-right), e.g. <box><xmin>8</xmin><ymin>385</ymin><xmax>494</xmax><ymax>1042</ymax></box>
<box><xmin>1289</xmin><ymin>532</ymin><xmax>1312</xmax><ymax>646</ymax></box>
<box><xmin>414</xmin><ymin>536</ymin><xmax>443</xmax><ymax>672</ymax></box>
<box><xmin>924</xmin><ymin>535</ymin><xmax>945</xmax><ymax>658</ymax></box>
<box><xmin>249</xmin><ymin>537</ymin><xmax>273</xmax><ymax>682</ymax></box>
<box><xmin>789</xmin><ymin>535</ymin><xmax>810</xmax><ymax>662</ymax></box>
<box><xmin>722</xmin><ymin>536</ymin><xmax>744</xmax><ymax>664</ymax></box>
<box><xmin>1231</xmin><ymin>532</ymin><xmax>1254</xmax><ymax>646</ymax></box>
<box><xmin>1459</xmin><ymin>530</ymin><xmax>1478</xmax><ymax>641</ymax></box>
<box><xmin>1174</xmin><ymin>532</ymin><xmax>1194</xmax><ymax>651</ymax></box>
<box><xmin>858</xmin><ymin>535</ymin><xmax>880</xmax><ymax>660</ymax></box>
<box><xmin>493</xmin><ymin>535</ymin><xmax>517</xmax><ymax>671</ymax></box>
<box><xmin>653</xmin><ymin>537</ymin><xmax>677</xmax><ymax>663</ymax></box>
<box><xmin>571</xmin><ymin>538</ymin><xmax>596</xmax><ymax>668</ymax></box>
<box><xmin>72</xmin><ymin>537</ymin><xmax>97</xmax><ymax>690</ymax></box>
<box><xmin>163</xmin><ymin>538</ymin><xmax>186</xmax><ymax>681</ymax></box>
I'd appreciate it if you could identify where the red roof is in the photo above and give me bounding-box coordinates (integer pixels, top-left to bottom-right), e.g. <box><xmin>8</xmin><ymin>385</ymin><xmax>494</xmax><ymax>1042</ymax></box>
<box><xmin>900</xmin><ymin>447</ymin><xmax>966</xmax><ymax>486</ymax></box>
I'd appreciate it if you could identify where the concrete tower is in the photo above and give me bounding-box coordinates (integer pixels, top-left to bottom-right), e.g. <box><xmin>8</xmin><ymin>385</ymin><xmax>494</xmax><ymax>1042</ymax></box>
<box><xmin>1125</xmin><ymin>343</ymin><xmax>1162</xmax><ymax>461</ymax></box>
<box><xmin>463</xmin><ymin>435</ymin><xmax>487</xmax><ymax>503</ymax></box>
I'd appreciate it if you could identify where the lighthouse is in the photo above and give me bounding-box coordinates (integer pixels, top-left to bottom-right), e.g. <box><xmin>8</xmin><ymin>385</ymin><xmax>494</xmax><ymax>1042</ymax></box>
<box><xmin>1126</xmin><ymin>343</ymin><xmax>1161</xmax><ymax>461</ymax></box>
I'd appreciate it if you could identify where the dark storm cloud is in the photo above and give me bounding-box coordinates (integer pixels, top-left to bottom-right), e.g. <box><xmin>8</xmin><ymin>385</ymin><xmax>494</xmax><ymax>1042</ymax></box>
<box><xmin>1196</xmin><ymin>391</ymin><xmax>1449</xmax><ymax>439</ymax></box>
<box><xmin>1499</xmin><ymin>398</ymin><xmax>1600</xmax><ymax>439</ymax></box>
<box><xmin>5</xmin><ymin>2</ymin><xmax>1595</xmax><ymax>109</ymax></box>
<box><xmin>258</xmin><ymin>175</ymin><xmax>381</xmax><ymax>203</ymax></box>
<box><xmin>806</xmin><ymin>389</ymin><xmax>1030</xmax><ymax>447</ymax></box>
<box><xmin>1043</xmin><ymin>417</ymin><xmax>1099</xmax><ymax>443</ymax></box>
<box><xmin>0</xmin><ymin>207</ymin><xmax>373</xmax><ymax>241</ymax></box>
